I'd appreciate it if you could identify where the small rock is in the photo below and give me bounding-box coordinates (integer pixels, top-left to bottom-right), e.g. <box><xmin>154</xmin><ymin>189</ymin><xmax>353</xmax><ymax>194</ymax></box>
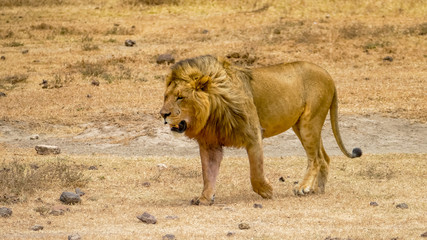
<box><xmin>137</xmin><ymin>212</ymin><xmax>157</xmax><ymax>224</ymax></box>
<box><xmin>238</xmin><ymin>223</ymin><xmax>250</xmax><ymax>230</ymax></box>
<box><xmin>227</xmin><ymin>232</ymin><xmax>235</xmax><ymax>236</ymax></box>
<box><xmin>0</xmin><ymin>92</ymin><xmax>6</xmax><ymax>97</ymax></box>
<box><xmin>31</xmin><ymin>225</ymin><xmax>44</xmax><ymax>231</ymax></box>
<box><xmin>59</xmin><ymin>192</ymin><xmax>81</xmax><ymax>205</ymax></box>
<box><xmin>30</xmin><ymin>135</ymin><xmax>39</xmax><ymax>140</ymax></box>
<box><xmin>201</xmin><ymin>29</ymin><xmax>209</xmax><ymax>34</ymax></box>
<box><xmin>0</xmin><ymin>207</ymin><xmax>12</xmax><ymax>218</ymax></box>
<box><xmin>293</xmin><ymin>181</ymin><xmax>299</xmax><ymax>185</ymax></box>
<box><xmin>50</xmin><ymin>205</ymin><xmax>69</xmax><ymax>216</ymax></box>
<box><xmin>273</xmin><ymin>29</ymin><xmax>281</xmax><ymax>34</ymax></box>
<box><xmin>253</xmin><ymin>203</ymin><xmax>263</xmax><ymax>209</ymax></box>
<box><xmin>40</xmin><ymin>79</ymin><xmax>48</xmax><ymax>89</ymax></box>
<box><xmin>124</xmin><ymin>39</ymin><xmax>136</xmax><ymax>47</ymax></box>
<box><xmin>35</xmin><ymin>145</ymin><xmax>61</xmax><ymax>155</ymax></box>
<box><xmin>91</xmin><ymin>79</ymin><xmax>100</xmax><ymax>86</ymax></box>
<box><xmin>162</xmin><ymin>234</ymin><xmax>176</xmax><ymax>240</ymax></box>
<box><xmin>75</xmin><ymin>188</ymin><xmax>85</xmax><ymax>196</ymax></box>
<box><xmin>0</xmin><ymin>56</ymin><xmax>5</xmax><ymax>60</ymax></box>
<box><xmin>396</xmin><ymin>203</ymin><xmax>408</xmax><ymax>209</ymax></box>
<box><xmin>165</xmin><ymin>215</ymin><xmax>179</xmax><ymax>220</ymax></box>
<box><xmin>156</xmin><ymin>54</ymin><xmax>175</xmax><ymax>65</ymax></box>
<box><xmin>87</xmin><ymin>94</ymin><xmax>92</xmax><ymax>98</ymax></box>
<box><xmin>383</xmin><ymin>56</ymin><xmax>393</xmax><ymax>62</ymax></box>
<box><xmin>68</xmin><ymin>233</ymin><xmax>81</xmax><ymax>240</ymax></box>
<box><xmin>279</xmin><ymin>176</ymin><xmax>285</xmax><ymax>182</ymax></box>
<box><xmin>88</xmin><ymin>165</ymin><xmax>98</xmax><ymax>170</ymax></box>
<box><xmin>370</xmin><ymin>201</ymin><xmax>379</xmax><ymax>206</ymax></box>
<box><xmin>421</xmin><ymin>232</ymin><xmax>427</xmax><ymax>237</ymax></box>
<box><xmin>22</xmin><ymin>49</ymin><xmax>29</xmax><ymax>54</ymax></box>
<box><xmin>142</xmin><ymin>182</ymin><xmax>151</xmax><ymax>187</ymax></box>
<box><xmin>30</xmin><ymin>163</ymin><xmax>39</xmax><ymax>170</ymax></box>
<box><xmin>157</xmin><ymin>163</ymin><xmax>167</xmax><ymax>170</ymax></box>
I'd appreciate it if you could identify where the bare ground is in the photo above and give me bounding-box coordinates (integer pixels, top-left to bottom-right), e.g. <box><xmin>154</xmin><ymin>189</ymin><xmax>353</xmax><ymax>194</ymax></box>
<box><xmin>1</xmin><ymin>114</ymin><xmax>426</xmax><ymax>158</ymax></box>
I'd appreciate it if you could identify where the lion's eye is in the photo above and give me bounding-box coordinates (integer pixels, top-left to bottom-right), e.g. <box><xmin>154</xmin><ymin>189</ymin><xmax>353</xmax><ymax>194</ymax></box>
<box><xmin>177</xmin><ymin>96</ymin><xmax>184</xmax><ymax>101</ymax></box>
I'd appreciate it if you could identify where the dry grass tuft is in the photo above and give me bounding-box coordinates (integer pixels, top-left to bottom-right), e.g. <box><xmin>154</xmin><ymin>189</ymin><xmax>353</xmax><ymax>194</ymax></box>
<box><xmin>0</xmin><ymin>159</ymin><xmax>89</xmax><ymax>204</ymax></box>
<box><xmin>0</xmin><ymin>74</ymin><xmax>28</xmax><ymax>90</ymax></box>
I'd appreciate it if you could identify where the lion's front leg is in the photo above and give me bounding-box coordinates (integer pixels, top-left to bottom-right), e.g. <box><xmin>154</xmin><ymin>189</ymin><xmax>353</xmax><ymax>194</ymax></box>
<box><xmin>246</xmin><ymin>141</ymin><xmax>273</xmax><ymax>199</ymax></box>
<box><xmin>191</xmin><ymin>142</ymin><xmax>223</xmax><ymax>206</ymax></box>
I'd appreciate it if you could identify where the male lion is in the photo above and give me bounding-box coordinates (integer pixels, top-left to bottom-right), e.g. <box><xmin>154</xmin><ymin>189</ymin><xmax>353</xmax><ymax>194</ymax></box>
<box><xmin>160</xmin><ymin>55</ymin><xmax>362</xmax><ymax>205</ymax></box>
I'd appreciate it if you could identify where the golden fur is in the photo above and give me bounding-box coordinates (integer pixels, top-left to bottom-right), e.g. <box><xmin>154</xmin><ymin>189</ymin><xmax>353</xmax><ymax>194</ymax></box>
<box><xmin>160</xmin><ymin>55</ymin><xmax>361</xmax><ymax>205</ymax></box>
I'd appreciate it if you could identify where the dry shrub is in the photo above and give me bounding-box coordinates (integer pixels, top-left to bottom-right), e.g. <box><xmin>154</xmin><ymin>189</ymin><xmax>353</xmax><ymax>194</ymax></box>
<box><xmin>0</xmin><ymin>74</ymin><xmax>28</xmax><ymax>90</ymax></box>
<box><xmin>68</xmin><ymin>57</ymin><xmax>134</xmax><ymax>82</ymax></box>
<box><xmin>0</xmin><ymin>159</ymin><xmax>89</xmax><ymax>204</ymax></box>
<box><xmin>405</xmin><ymin>22</ymin><xmax>427</xmax><ymax>35</ymax></box>
<box><xmin>124</xmin><ymin>0</ymin><xmax>179</xmax><ymax>5</ymax></box>
<box><xmin>0</xmin><ymin>0</ymin><xmax>70</xmax><ymax>7</ymax></box>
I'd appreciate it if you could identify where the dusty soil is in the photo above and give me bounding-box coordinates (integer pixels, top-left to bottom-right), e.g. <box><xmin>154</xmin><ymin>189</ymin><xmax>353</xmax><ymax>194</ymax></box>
<box><xmin>1</xmin><ymin>114</ymin><xmax>426</xmax><ymax>158</ymax></box>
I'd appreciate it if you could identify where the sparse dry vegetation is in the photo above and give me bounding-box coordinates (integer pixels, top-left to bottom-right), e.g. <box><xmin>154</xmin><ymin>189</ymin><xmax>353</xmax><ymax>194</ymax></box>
<box><xmin>0</xmin><ymin>0</ymin><xmax>426</xmax><ymax>239</ymax></box>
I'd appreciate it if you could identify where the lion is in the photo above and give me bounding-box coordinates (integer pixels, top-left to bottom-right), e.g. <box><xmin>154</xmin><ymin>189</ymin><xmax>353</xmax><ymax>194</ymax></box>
<box><xmin>160</xmin><ymin>55</ymin><xmax>362</xmax><ymax>205</ymax></box>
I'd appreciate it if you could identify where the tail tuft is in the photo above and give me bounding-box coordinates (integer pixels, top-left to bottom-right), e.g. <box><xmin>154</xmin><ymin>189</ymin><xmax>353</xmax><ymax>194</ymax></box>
<box><xmin>351</xmin><ymin>148</ymin><xmax>362</xmax><ymax>158</ymax></box>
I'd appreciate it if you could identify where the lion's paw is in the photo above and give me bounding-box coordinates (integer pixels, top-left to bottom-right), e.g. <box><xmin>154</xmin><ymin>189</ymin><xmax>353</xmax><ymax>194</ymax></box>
<box><xmin>252</xmin><ymin>181</ymin><xmax>273</xmax><ymax>199</ymax></box>
<box><xmin>190</xmin><ymin>196</ymin><xmax>214</xmax><ymax>206</ymax></box>
<box><xmin>293</xmin><ymin>184</ymin><xmax>314</xmax><ymax>196</ymax></box>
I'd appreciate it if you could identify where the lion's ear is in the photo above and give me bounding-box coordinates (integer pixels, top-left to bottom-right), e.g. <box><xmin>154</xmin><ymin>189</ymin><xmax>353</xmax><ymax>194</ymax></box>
<box><xmin>192</xmin><ymin>75</ymin><xmax>211</xmax><ymax>91</ymax></box>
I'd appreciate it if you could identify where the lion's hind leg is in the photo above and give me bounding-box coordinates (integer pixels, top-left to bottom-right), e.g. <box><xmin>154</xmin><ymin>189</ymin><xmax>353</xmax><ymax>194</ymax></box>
<box><xmin>292</xmin><ymin>116</ymin><xmax>328</xmax><ymax>195</ymax></box>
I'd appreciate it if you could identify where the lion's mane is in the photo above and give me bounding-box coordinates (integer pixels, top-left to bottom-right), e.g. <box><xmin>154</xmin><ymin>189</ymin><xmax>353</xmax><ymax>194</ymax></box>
<box><xmin>167</xmin><ymin>55</ymin><xmax>256</xmax><ymax>146</ymax></box>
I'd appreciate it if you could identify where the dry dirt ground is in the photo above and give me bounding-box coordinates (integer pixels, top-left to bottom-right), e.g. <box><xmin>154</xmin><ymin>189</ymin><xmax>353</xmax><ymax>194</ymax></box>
<box><xmin>0</xmin><ymin>0</ymin><xmax>426</xmax><ymax>239</ymax></box>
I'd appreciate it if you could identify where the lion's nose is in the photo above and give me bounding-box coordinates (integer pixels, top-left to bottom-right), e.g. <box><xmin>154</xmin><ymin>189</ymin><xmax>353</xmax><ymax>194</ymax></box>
<box><xmin>160</xmin><ymin>111</ymin><xmax>171</xmax><ymax>120</ymax></box>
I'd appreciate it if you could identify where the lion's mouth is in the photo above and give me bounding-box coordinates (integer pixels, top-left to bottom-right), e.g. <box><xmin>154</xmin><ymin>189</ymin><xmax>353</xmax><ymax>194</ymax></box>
<box><xmin>171</xmin><ymin>120</ymin><xmax>187</xmax><ymax>133</ymax></box>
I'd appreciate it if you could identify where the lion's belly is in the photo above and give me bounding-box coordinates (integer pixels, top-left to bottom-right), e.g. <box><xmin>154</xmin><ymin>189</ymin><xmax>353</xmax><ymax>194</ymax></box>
<box><xmin>251</xmin><ymin>63</ymin><xmax>307</xmax><ymax>138</ymax></box>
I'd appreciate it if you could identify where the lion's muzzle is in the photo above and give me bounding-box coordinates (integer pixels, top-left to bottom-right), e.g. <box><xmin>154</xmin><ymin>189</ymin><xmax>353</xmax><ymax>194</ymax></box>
<box><xmin>171</xmin><ymin>120</ymin><xmax>187</xmax><ymax>133</ymax></box>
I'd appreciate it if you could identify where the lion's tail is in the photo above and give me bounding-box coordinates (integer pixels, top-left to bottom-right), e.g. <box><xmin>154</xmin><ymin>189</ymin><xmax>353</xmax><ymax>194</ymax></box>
<box><xmin>330</xmin><ymin>88</ymin><xmax>362</xmax><ymax>158</ymax></box>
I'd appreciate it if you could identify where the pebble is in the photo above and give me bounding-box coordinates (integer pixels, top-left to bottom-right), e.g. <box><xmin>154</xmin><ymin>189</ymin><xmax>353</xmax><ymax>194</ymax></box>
<box><xmin>238</xmin><ymin>223</ymin><xmax>250</xmax><ymax>230</ymax></box>
<box><xmin>88</xmin><ymin>165</ymin><xmax>98</xmax><ymax>170</ymax></box>
<box><xmin>396</xmin><ymin>203</ymin><xmax>408</xmax><ymax>209</ymax></box>
<box><xmin>421</xmin><ymin>232</ymin><xmax>427</xmax><ymax>237</ymax></box>
<box><xmin>35</xmin><ymin>145</ymin><xmax>61</xmax><ymax>155</ymax></box>
<box><xmin>30</xmin><ymin>135</ymin><xmax>39</xmax><ymax>140</ymax></box>
<box><xmin>31</xmin><ymin>225</ymin><xmax>44</xmax><ymax>231</ymax></box>
<box><xmin>383</xmin><ymin>56</ymin><xmax>393</xmax><ymax>62</ymax></box>
<box><xmin>253</xmin><ymin>203</ymin><xmax>263</xmax><ymax>209</ymax></box>
<box><xmin>137</xmin><ymin>212</ymin><xmax>157</xmax><ymax>224</ymax></box>
<box><xmin>142</xmin><ymin>182</ymin><xmax>151</xmax><ymax>187</ymax></box>
<box><xmin>279</xmin><ymin>176</ymin><xmax>285</xmax><ymax>182</ymax></box>
<box><xmin>91</xmin><ymin>79</ymin><xmax>100</xmax><ymax>86</ymax></box>
<box><xmin>0</xmin><ymin>207</ymin><xmax>12</xmax><ymax>218</ymax></box>
<box><xmin>370</xmin><ymin>201</ymin><xmax>379</xmax><ymax>206</ymax></box>
<box><xmin>165</xmin><ymin>215</ymin><xmax>179</xmax><ymax>220</ymax></box>
<box><xmin>0</xmin><ymin>56</ymin><xmax>5</xmax><ymax>60</ymax></box>
<box><xmin>22</xmin><ymin>49</ymin><xmax>29</xmax><ymax>54</ymax></box>
<box><xmin>124</xmin><ymin>39</ymin><xmax>136</xmax><ymax>47</ymax></box>
<box><xmin>162</xmin><ymin>234</ymin><xmax>176</xmax><ymax>240</ymax></box>
<box><xmin>0</xmin><ymin>92</ymin><xmax>6</xmax><ymax>97</ymax></box>
<box><xmin>68</xmin><ymin>233</ymin><xmax>82</xmax><ymax>240</ymax></box>
<box><xmin>227</xmin><ymin>232</ymin><xmax>235</xmax><ymax>236</ymax></box>
<box><xmin>59</xmin><ymin>192</ymin><xmax>81</xmax><ymax>205</ymax></box>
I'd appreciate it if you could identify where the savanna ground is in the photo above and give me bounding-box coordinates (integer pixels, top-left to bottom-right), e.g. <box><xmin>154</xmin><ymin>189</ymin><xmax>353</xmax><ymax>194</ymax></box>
<box><xmin>0</xmin><ymin>0</ymin><xmax>426</xmax><ymax>239</ymax></box>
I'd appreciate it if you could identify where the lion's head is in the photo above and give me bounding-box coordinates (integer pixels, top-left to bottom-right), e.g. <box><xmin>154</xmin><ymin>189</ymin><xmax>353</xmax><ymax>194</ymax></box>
<box><xmin>160</xmin><ymin>55</ymin><xmax>253</xmax><ymax>146</ymax></box>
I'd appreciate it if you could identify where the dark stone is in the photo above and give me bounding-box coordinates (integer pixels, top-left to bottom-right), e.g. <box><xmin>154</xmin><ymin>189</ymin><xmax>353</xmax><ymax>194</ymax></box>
<box><xmin>162</xmin><ymin>234</ymin><xmax>176</xmax><ymax>240</ymax></box>
<box><xmin>279</xmin><ymin>176</ymin><xmax>285</xmax><ymax>182</ymax></box>
<box><xmin>201</xmin><ymin>29</ymin><xmax>209</xmax><ymax>34</ymax></box>
<box><xmin>238</xmin><ymin>223</ymin><xmax>250</xmax><ymax>230</ymax></box>
<box><xmin>165</xmin><ymin>215</ymin><xmax>179</xmax><ymax>220</ymax></box>
<box><xmin>421</xmin><ymin>232</ymin><xmax>427</xmax><ymax>237</ymax></box>
<box><xmin>88</xmin><ymin>165</ymin><xmax>98</xmax><ymax>170</ymax></box>
<box><xmin>156</xmin><ymin>54</ymin><xmax>175</xmax><ymax>65</ymax></box>
<box><xmin>137</xmin><ymin>212</ymin><xmax>157</xmax><ymax>224</ymax></box>
<box><xmin>31</xmin><ymin>225</ymin><xmax>44</xmax><ymax>231</ymax></box>
<box><xmin>30</xmin><ymin>135</ymin><xmax>39</xmax><ymax>140</ymax></box>
<box><xmin>35</xmin><ymin>145</ymin><xmax>61</xmax><ymax>155</ymax></box>
<box><xmin>0</xmin><ymin>92</ymin><xmax>6</xmax><ymax>97</ymax></box>
<box><xmin>22</xmin><ymin>49</ymin><xmax>29</xmax><ymax>54</ymax></box>
<box><xmin>91</xmin><ymin>79</ymin><xmax>100</xmax><ymax>86</ymax></box>
<box><xmin>370</xmin><ymin>201</ymin><xmax>378</xmax><ymax>206</ymax></box>
<box><xmin>59</xmin><ymin>192</ymin><xmax>81</xmax><ymax>205</ymax></box>
<box><xmin>0</xmin><ymin>207</ymin><xmax>12</xmax><ymax>218</ymax></box>
<box><xmin>273</xmin><ymin>29</ymin><xmax>281</xmax><ymax>34</ymax></box>
<box><xmin>75</xmin><ymin>188</ymin><xmax>85</xmax><ymax>196</ymax></box>
<box><xmin>142</xmin><ymin>182</ymin><xmax>151</xmax><ymax>187</ymax></box>
<box><xmin>253</xmin><ymin>203</ymin><xmax>263</xmax><ymax>209</ymax></box>
<box><xmin>383</xmin><ymin>56</ymin><xmax>393</xmax><ymax>62</ymax></box>
<box><xmin>125</xmin><ymin>39</ymin><xmax>136</xmax><ymax>47</ymax></box>
<box><xmin>40</xmin><ymin>79</ymin><xmax>48</xmax><ymax>89</ymax></box>
<box><xmin>0</xmin><ymin>56</ymin><xmax>5</xmax><ymax>60</ymax></box>
<box><xmin>227</xmin><ymin>232</ymin><xmax>235</xmax><ymax>236</ymax></box>
<box><xmin>396</xmin><ymin>203</ymin><xmax>408</xmax><ymax>209</ymax></box>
